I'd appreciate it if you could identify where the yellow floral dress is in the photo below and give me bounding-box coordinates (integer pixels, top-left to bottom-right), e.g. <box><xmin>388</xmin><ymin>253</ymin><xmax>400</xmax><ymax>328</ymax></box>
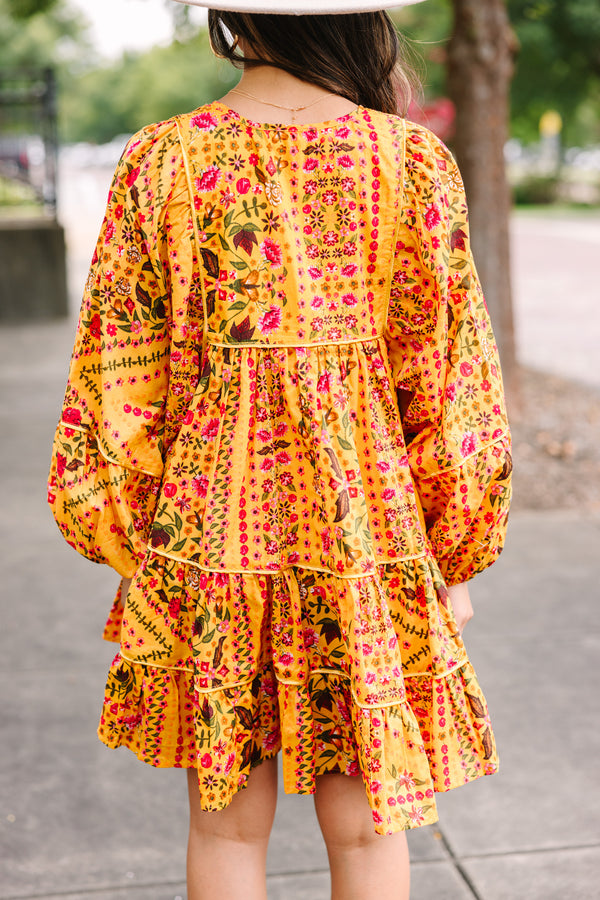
<box><xmin>48</xmin><ymin>101</ymin><xmax>512</xmax><ymax>835</ymax></box>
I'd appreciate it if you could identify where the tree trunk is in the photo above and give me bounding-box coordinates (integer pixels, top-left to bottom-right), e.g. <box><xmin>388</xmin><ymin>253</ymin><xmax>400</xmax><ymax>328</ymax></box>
<box><xmin>447</xmin><ymin>0</ymin><xmax>519</xmax><ymax>408</ymax></box>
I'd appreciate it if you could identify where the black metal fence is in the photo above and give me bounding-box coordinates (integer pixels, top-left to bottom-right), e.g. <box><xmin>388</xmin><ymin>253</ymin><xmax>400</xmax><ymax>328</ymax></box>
<box><xmin>0</xmin><ymin>68</ymin><xmax>58</xmax><ymax>217</ymax></box>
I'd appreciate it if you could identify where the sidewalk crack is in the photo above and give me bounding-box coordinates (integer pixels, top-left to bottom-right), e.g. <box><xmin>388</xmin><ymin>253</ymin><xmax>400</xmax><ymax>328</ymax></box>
<box><xmin>437</xmin><ymin>828</ymin><xmax>484</xmax><ymax>900</ymax></box>
<box><xmin>460</xmin><ymin>841</ymin><xmax>600</xmax><ymax>861</ymax></box>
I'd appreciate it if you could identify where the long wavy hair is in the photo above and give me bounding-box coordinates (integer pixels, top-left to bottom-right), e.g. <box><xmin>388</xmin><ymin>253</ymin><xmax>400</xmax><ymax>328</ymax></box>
<box><xmin>207</xmin><ymin>11</ymin><xmax>420</xmax><ymax>116</ymax></box>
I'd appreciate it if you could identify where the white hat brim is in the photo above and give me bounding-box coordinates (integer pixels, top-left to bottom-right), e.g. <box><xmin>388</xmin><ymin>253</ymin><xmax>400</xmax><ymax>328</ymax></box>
<box><xmin>173</xmin><ymin>1</ymin><xmax>425</xmax><ymax>13</ymax></box>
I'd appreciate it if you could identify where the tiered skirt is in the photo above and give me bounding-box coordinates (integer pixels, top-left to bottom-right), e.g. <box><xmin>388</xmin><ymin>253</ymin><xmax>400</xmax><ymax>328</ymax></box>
<box><xmin>98</xmin><ymin>550</ymin><xmax>497</xmax><ymax>835</ymax></box>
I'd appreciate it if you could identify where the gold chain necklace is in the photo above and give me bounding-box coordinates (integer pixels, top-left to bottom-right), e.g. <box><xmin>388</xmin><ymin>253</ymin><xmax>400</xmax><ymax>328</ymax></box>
<box><xmin>229</xmin><ymin>87</ymin><xmax>338</xmax><ymax>124</ymax></box>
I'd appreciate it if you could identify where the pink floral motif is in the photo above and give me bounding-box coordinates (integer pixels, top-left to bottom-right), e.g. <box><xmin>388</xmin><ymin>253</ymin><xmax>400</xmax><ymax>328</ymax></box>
<box><xmin>192</xmin><ymin>475</ymin><xmax>209</xmax><ymax>498</ymax></box>
<box><xmin>104</xmin><ymin>220</ymin><xmax>116</xmax><ymax>245</ymax></box>
<box><xmin>317</xmin><ymin>371</ymin><xmax>332</xmax><ymax>393</ymax></box>
<box><xmin>190</xmin><ymin>112</ymin><xmax>218</xmax><ymax>130</ymax></box>
<box><xmin>424</xmin><ymin>203</ymin><xmax>441</xmax><ymax>230</ymax></box>
<box><xmin>258</xmin><ymin>305</ymin><xmax>282</xmax><ymax>334</ymax></box>
<box><xmin>260</xmin><ymin>238</ymin><xmax>283</xmax><ymax>268</ymax></box>
<box><xmin>461</xmin><ymin>431</ymin><xmax>477</xmax><ymax>456</ymax></box>
<box><xmin>201</xmin><ymin>418</ymin><xmax>220</xmax><ymax>441</ymax></box>
<box><xmin>126</xmin><ymin>166</ymin><xmax>140</xmax><ymax>187</ymax></box>
<box><xmin>56</xmin><ymin>453</ymin><xmax>66</xmax><ymax>477</ymax></box>
<box><xmin>195</xmin><ymin>165</ymin><xmax>221</xmax><ymax>192</ymax></box>
<box><xmin>62</xmin><ymin>407</ymin><xmax>82</xmax><ymax>426</ymax></box>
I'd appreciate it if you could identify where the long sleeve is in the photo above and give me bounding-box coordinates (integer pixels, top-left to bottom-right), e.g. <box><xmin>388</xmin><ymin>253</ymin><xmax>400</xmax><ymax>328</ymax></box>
<box><xmin>48</xmin><ymin>121</ymin><xmax>184</xmax><ymax>577</ymax></box>
<box><xmin>385</xmin><ymin>124</ymin><xmax>512</xmax><ymax>585</ymax></box>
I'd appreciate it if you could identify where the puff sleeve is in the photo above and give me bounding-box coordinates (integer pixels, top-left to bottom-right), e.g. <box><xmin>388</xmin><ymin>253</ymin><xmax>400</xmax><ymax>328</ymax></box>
<box><xmin>47</xmin><ymin>122</ymin><xmax>182</xmax><ymax>577</ymax></box>
<box><xmin>385</xmin><ymin>124</ymin><xmax>512</xmax><ymax>585</ymax></box>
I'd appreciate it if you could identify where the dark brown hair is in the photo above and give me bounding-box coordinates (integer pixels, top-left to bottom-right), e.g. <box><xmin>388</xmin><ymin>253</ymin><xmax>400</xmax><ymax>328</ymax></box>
<box><xmin>207</xmin><ymin>11</ymin><xmax>420</xmax><ymax>116</ymax></box>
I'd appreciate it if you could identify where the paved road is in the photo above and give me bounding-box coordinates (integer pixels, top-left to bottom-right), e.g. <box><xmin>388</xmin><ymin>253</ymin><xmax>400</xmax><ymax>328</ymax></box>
<box><xmin>511</xmin><ymin>210</ymin><xmax>600</xmax><ymax>388</ymax></box>
<box><xmin>1</xmin><ymin>169</ymin><xmax>599</xmax><ymax>898</ymax></box>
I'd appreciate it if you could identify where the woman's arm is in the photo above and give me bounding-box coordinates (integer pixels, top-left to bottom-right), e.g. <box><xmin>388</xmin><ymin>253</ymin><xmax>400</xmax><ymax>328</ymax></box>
<box><xmin>385</xmin><ymin>124</ymin><xmax>512</xmax><ymax>587</ymax></box>
<box><xmin>447</xmin><ymin>582</ymin><xmax>473</xmax><ymax>634</ymax></box>
<box><xmin>120</xmin><ymin>577</ymin><xmax>133</xmax><ymax>607</ymax></box>
<box><xmin>47</xmin><ymin>123</ymin><xmax>179</xmax><ymax>577</ymax></box>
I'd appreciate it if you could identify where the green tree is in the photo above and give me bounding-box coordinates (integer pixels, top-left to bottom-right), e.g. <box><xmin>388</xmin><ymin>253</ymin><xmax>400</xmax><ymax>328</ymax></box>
<box><xmin>396</xmin><ymin>0</ymin><xmax>600</xmax><ymax>146</ymax></box>
<box><xmin>507</xmin><ymin>0</ymin><xmax>600</xmax><ymax>144</ymax></box>
<box><xmin>0</xmin><ymin>0</ymin><xmax>89</xmax><ymax>70</ymax></box>
<box><xmin>446</xmin><ymin>0</ymin><xmax>518</xmax><ymax>403</ymax></box>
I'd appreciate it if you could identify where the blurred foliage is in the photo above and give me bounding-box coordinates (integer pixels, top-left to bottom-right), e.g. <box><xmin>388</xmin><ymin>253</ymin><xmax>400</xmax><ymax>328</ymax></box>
<box><xmin>507</xmin><ymin>0</ymin><xmax>600</xmax><ymax>145</ymax></box>
<box><xmin>6</xmin><ymin>0</ymin><xmax>57</xmax><ymax>18</ymax></box>
<box><xmin>60</xmin><ymin>36</ymin><xmax>238</xmax><ymax>144</ymax></box>
<box><xmin>512</xmin><ymin>174</ymin><xmax>559</xmax><ymax>205</ymax></box>
<box><xmin>0</xmin><ymin>0</ymin><xmax>598</xmax><ymax>147</ymax></box>
<box><xmin>396</xmin><ymin>0</ymin><xmax>600</xmax><ymax>147</ymax></box>
<box><xmin>391</xmin><ymin>0</ymin><xmax>451</xmax><ymax>102</ymax></box>
<box><xmin>0</xmin><ymin>0</ymin><xmax>89</xmax><ymax>69</ymax></box>
<box><xmin>0</xmin><ymin>173</ymin><xmax>38</xmax><ymax>205</ymax></box>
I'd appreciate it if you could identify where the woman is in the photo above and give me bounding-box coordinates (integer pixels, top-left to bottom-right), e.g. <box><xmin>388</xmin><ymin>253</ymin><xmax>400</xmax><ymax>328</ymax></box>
<box><xmin>48</xmin><ymin>2</ymin><xmax>512</xmax><ymax>898</ymax></box>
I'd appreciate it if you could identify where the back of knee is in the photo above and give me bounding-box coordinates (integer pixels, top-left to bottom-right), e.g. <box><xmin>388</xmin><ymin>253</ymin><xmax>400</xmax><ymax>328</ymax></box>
<box><xmin>189</xmin><ymin>815</ymin><xmax>272</xmax><ymax>848</ymax></box>
<box><xmin>314</xmin><ymin>774</ymin><xmax>380</xmax><ymax>852</ymax></box>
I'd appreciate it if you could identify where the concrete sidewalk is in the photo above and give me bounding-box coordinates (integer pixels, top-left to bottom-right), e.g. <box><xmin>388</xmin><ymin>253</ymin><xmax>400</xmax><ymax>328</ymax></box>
<box><xmin>1</xmin><ymin>314</ymin><xmax>599</xmax><ymax>900</ymax></box>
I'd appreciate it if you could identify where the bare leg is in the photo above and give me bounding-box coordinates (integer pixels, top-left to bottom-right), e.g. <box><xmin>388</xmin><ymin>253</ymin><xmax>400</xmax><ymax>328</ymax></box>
<box><xmin>186</xmin><ymin>757</ymin><xmax>278</xmax><ymax>900</ymax></box>
<box><xmin>314</xmin><ymin>773</ymin><xmax>410</xmax><ymax>900</ymax></box>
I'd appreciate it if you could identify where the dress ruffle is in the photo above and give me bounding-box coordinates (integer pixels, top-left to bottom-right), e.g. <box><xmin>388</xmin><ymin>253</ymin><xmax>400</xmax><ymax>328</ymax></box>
<box><xmin>98</xmin><ymin>553</ymin><xmax>497</xmax><ymax>834</ymax></box>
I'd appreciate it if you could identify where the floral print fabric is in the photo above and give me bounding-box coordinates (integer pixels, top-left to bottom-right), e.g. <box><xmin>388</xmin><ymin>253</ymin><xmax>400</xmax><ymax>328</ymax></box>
<box><xmin>48</xmin><ymin>102</ymin><xmax>511</xmax><ymax>834</ymax></box>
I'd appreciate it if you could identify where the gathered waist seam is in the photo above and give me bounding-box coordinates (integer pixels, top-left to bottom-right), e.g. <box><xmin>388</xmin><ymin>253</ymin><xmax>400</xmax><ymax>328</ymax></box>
<box><xmin>118</xmin><ymin>652</ymin><xmax>470</xmax><ymax>688</ymax></box>
<box><xmin>148</xmin><ymin>547</ymin><xmax>429</xmax><ymax>575</ymax></box>
<box><xmin>204</xmin><ymin>332</ymin><xmax>385</xmax><ymax>349</ymax></box>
